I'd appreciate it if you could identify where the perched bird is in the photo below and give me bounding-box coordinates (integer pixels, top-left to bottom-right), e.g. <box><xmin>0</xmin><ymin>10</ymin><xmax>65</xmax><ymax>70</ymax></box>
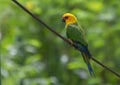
<box><xmin>62</xmin><ymin>13</ymin><xmax>95</xmax><ymax>76</ymax></box>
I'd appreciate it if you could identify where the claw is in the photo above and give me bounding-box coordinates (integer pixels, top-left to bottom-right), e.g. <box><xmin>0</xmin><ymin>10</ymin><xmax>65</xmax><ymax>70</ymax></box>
<box><xmin>67</xmin><ymin>39</ymin><xmax>73</xmax><ymax>45</ymax></box>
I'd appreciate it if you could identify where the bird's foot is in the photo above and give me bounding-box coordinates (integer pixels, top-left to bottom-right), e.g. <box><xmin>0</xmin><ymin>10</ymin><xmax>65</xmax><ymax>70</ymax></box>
<box><xmin>67</xmin><ymin>39</ymin><xmax>73</xmax><ymax>45</ymax></box>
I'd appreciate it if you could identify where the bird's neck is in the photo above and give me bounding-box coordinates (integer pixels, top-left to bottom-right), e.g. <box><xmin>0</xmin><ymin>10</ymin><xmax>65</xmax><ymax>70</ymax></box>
<box><xmin>65</xmin><ymin>22</ymin><xmax>78</xmax><ymax>28</ymax></box>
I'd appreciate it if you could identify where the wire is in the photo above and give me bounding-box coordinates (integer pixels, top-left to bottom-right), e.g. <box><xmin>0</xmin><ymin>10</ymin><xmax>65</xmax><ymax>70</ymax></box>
<box><xmin>12</xmin><ymin>0</ymin><xmax>120</xmax><ymax>78</ymax></box>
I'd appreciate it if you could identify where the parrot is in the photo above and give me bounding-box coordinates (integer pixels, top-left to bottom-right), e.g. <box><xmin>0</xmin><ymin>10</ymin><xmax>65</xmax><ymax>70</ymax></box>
<box><xmin>62</xmin><ymin>13</ymin><xmax>95</xmax><ymax>76</ymax></box>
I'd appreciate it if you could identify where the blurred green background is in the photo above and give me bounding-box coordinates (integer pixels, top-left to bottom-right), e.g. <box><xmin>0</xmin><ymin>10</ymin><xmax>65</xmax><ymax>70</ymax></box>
<box><xmin>1</xmin><ymin>0</ymin><xmax>120</xmax><ymax>85</ymax></box>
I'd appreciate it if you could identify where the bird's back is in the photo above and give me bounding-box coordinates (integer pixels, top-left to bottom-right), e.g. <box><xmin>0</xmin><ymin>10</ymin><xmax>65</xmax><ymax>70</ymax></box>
<box><xmin>66</xmin><ymin>24</ymin><xmax>88</xmax><ymax>46</ymax></box>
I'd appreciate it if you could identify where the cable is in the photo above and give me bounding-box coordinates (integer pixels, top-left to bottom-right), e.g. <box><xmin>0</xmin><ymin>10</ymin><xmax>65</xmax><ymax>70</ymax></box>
<box><xmin>12</xmin><ymin>0</ymin><xmax>120</xmax><ymax>78</ymax></box>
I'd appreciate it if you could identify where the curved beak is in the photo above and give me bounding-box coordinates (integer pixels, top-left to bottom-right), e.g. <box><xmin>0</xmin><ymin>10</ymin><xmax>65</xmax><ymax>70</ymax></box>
<box><xmin>62</xmin><ymin>18</ymin><xmax>65</xmax><ymax>22</ymax></box>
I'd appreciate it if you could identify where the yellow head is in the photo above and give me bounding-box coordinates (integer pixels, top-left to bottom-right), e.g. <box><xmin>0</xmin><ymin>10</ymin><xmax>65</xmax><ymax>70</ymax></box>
<box><xmin>62</xmin><ymin>13</ymin><xmax>77</xmax><ymax>26</ymax></box>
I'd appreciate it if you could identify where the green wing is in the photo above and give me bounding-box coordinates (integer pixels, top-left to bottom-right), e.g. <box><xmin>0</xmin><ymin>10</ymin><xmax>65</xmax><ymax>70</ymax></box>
<box><xmin>66</xmin><ymin>24</ymin><xmax>88</xmax><ymax>46</ymax></box>
<box><xmin>66</xmin><ymin>24</ymin><xmax>95</xmax><ymax>76</ymax></box>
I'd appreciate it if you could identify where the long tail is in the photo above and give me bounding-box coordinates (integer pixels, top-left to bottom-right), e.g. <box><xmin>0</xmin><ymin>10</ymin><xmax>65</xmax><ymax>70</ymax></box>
<box><xmin>81</xmin><ymin>52</ymin><xmax>95</xmax><ymax>77</ymax></box>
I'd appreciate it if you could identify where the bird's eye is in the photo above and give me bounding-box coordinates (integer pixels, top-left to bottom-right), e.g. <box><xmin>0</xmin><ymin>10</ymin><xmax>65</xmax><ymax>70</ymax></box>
<box><xmin>64</xmin><ymin>16</ymin><xmax>68</xmax><ymax>19</ymax></box>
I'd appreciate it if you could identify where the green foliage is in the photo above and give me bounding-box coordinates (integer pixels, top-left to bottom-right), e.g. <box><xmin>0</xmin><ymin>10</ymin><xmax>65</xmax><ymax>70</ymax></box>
<box><xmin>1</xmin><ymin>0</ymin><xmax>120</xmax><ymax>85</ymax></box>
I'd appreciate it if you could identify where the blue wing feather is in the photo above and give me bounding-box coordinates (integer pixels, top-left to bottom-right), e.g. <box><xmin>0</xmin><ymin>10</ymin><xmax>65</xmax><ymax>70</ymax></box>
<box><xmin>74</xmin><ymin>42</ymin><xmax>95</xmax><ymax>77</ymax></box>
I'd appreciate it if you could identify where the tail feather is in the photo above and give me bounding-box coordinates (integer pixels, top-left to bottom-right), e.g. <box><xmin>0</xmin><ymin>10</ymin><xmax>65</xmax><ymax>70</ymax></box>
<box><xmin>87</xmin><ymin>62</ymin><xmax>95</xmax><ymax>77</ymax></box>
<box><xmin>82</xmin><ymin>52</ymin><xmax>95</xmax><ymax>77</ymax></box>
<box><xmin>74</xmin><ymin>42</ymin><xmax>95</xmax><ymax>76</ymax></box>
